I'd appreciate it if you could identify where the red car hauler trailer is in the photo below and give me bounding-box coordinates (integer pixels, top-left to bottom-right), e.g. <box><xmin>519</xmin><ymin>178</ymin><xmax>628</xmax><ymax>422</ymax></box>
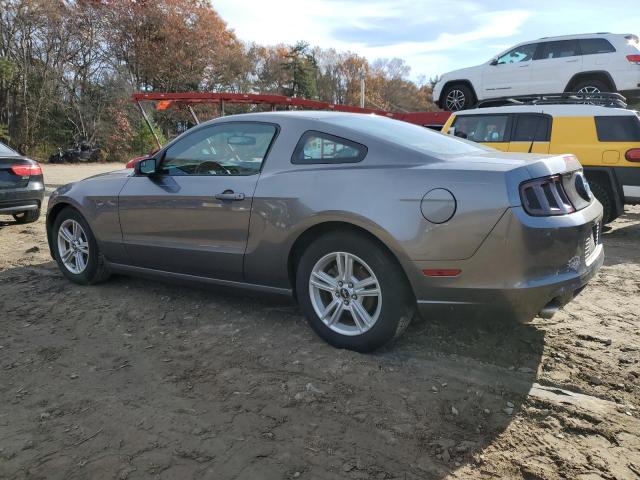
<box><xmin>131</xmin><ymin>91</ymin><xmax>452</xmax><ymax>153</ymax></box>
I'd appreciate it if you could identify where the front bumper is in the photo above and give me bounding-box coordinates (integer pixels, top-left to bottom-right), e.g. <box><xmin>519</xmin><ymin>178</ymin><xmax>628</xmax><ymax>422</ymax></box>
<box><xmin>0</xmin><ymin>179</ymin><xmax>45</xmax><ymax>215</ymax></box>
<box><xmin>410</xmin><ymin>200</ymin><xmax>604</xmax><ymax>322</ymax></box>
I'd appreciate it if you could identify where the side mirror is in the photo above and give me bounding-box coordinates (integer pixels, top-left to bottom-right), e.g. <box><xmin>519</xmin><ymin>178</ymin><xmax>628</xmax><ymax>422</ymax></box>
<box><xmin>490</xmin><ymin>58</ymin><xmax>498</xmax><ymax>66</ymax></box>
<box><xmin>137</xmin><ymin>157</ymin><xmax>157</xmax><ymax>176</ymax></box>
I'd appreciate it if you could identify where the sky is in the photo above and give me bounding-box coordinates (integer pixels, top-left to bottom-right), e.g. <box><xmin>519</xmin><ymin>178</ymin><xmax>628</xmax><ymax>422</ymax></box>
<box><xmin>213</xmin><ymin>0</ymin><xmax>640</xmax><ymax>82</ymax></box>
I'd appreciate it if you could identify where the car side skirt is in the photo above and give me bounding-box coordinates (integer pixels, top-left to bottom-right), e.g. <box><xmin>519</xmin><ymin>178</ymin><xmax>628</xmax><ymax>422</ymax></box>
<box><xmin>106</xmin><ymin>261</ymin><xmax>294</xmax><ymax>297</ymax></box>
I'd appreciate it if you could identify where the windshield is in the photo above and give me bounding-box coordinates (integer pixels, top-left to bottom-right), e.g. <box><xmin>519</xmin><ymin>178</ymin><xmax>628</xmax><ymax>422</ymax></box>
<box><xmin>330</xmin><ymin>115</ymin><xmax>490</xmax><ymax>157</ymax></box>
<box><xmin>0</xmin><ymin>142</ymin><xmax>19</xmax><ymax>156</ymax></box>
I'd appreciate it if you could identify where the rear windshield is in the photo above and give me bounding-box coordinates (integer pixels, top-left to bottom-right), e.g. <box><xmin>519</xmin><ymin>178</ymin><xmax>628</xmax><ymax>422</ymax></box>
<box><xmin>329</xmin><ymin>115</ymin><xmax>489</xmax><ymax>157</ymax></box>
<box><xmin>595</xmin><ymin>115</ymin><xmax>640</xmax><ymax>142</ymax></box>
<box><xmin>0</xmin><ymin>142</ymin><xmax>19</xmax><ymax>156</ymax></box>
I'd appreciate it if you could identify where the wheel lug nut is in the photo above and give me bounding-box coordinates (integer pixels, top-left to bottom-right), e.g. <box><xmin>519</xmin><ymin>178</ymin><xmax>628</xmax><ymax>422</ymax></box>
<box><xmin>338</xmin><ymin>281</ymin><xmax>343</xmax><ymax>287</ymax></box>
<box><xmin>335</xmin><ymin>291</ymin><xmax>340</xmax><ymax>297</ymax></box>
<box><xmin>352</xmin><ymin>294</ymin><xmax>357</xmax><ymax>299</ymax></box>
<box><xmin>344</xmin><ymin>300</ymin><xmax>349</xmax><ymax>305</ymax></box>
<box><xmin>348</xmin><ymin>283</ymin><xmax>353</xmax><ymax>288</ymax></box>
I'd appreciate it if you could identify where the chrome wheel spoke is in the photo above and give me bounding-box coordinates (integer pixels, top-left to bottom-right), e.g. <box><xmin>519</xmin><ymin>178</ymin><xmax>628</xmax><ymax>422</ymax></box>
<box><xmin>77</xmin><ymin>241</ymin><xmax>89</xmax><ymax>255</ymax></box>
<box><xmin>321</xmin><ymin>299</ymin><xmax>343</xmax><ymax>326</ymax></box>
<box><xmin>356</xmin><ymin>287</ymin><xmax>380</xmax><ymax>297</ymax></box>
<box><xmin>351</xmin><ymin>301</ymin><xmax>373</xmax><ymax>332</ymax></box>
<box><xmin>354</xmin><ymin>276</ymin><xmax>376</xmax><ymax>291</ymax></box>
<box><xmin>62</xmin><ymin>248</ymin><xmax>74</xmax><ymax>263</ymax></box>
<box><xmin>59</xmin><ymin>227</ymin><xmax>74</xmax><ymax>244</ymax></box>
<box><xmin>311</xmin><ymin>270</ymin><xmax>338</xmax><ymax>292</ymax></box>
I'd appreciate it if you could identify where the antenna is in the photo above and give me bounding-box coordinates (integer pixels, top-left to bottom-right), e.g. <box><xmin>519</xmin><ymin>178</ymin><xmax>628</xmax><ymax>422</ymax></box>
<box><xmin>528</xmin><ymin>111</ymin><xmax>545</xmax><ymax>154</ymax></box>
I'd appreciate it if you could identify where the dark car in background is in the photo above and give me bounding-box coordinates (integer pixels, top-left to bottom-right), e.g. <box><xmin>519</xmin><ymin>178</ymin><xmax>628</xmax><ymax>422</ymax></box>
<box><xmin>49</xmin><ymin>142</ymin><xmax>101</xmax><ymax>164</ymax></box>
<box><xmin>0</xmin><ymin>142</ymin><xmax>44</xmax><ymax>224</ymax></box>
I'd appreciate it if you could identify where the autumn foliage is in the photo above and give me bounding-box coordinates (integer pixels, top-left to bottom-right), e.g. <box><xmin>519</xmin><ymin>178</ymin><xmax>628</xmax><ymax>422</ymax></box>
<box><xmin>0</xmin><ymin>0</ymin><xmax>436</xmax><ymax>161</ymax></box>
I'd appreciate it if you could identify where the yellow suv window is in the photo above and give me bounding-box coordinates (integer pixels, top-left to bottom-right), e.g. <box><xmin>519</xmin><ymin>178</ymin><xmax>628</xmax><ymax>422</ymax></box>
<box><xmin>594</xmin><ymin>115</ymin><xmax>640</xmax><ymax>142</ymax></box>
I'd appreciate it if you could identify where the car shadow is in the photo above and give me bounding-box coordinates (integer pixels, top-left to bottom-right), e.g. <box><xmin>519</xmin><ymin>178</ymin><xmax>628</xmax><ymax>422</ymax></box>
<box><xmin>601</xmin><ymin>217</ymin><xmax>640</xmax><ymax>267</ymax></box>
<box><xmin>0</xmin><ymin>261</ymin><xmax>543</xmax><ymax>480</ymax></box>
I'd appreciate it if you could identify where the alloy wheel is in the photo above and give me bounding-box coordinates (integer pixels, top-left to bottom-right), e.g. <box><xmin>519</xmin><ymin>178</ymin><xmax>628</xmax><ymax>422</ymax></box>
<box><xmin>57</xmin><ymin>219</ymin><xmax>89</xmax><ymax>274</ymax></box>
<box><xmin>308</xmin><ymin>252</ymin><xmax>382</xmax><ymax>336</ymax></box>
<box><xmin>445</xmin><ymin>89</ymin><xmax>466</xmax><ymax>110</ymax></box>
<box><xmin>577</xmin><ymin>86</ymin><xmax>601</xmax><ymax>94</ymax></box>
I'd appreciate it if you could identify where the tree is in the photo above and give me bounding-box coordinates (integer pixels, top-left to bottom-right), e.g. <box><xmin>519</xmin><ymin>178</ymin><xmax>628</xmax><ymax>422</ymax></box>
<box><xmin>281</xmin><ymin>41</ymin><xmax>318</xmax><ymax>98</ymax></box>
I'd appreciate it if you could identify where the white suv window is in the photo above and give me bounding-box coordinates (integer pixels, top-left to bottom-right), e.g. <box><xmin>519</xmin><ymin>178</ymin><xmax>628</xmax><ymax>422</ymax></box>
<box><xmin>536</xmin><ymin>40</ymin><xmax>579</xmax><ymax>59</ymax></box>
<box><xmin>579</xmin><ymin>38</ymin><xmax>616</xmax><ymax>55</ymax></box>
<box><xmin>497</xmin><ymin>44</ymin><xmax>537</xmax><ymax>64</ymax></box>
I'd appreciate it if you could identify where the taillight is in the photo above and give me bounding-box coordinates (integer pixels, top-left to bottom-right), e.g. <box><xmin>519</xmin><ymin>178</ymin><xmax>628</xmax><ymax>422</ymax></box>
<box><xmin>520</xmin><ymin>175</ymin><xmax>575</xmax><ymax>216</ymax></box>
<box><xmin>627</xmin><ymin>54</ymin><xmax>640</xmax><ymax>64</ymax></box>
<box><xmin>626</xmin><ymin>148</ymin><xmax>640</xmax><ymax>162</ymax></box>
<box><xmin>10</xmin><ymin>163</ymin><xmax>42</xmax><ymax>176</ymax></box>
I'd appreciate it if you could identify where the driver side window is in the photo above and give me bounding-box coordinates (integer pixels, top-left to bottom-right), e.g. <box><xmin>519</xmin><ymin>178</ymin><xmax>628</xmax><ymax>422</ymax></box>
<box><xmin>161</xmin><ymin>122</ymin><xmax>278</xmax><ymax>176</ymax></box>
<box><xmin>497</xmin><ymin>43</ymin><xmax>537</xmax><ymax>64</ymax></box>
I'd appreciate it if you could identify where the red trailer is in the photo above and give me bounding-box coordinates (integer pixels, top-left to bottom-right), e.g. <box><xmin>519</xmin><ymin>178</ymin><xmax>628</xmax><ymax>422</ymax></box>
<box><xmin>131</xmin><ymin>91</ymin><xmax>451</xmax><ymax>152</ymax></box>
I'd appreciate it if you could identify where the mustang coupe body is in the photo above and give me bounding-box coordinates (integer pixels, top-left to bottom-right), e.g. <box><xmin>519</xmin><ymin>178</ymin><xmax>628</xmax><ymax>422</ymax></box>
<box><xmin>47</xmin><ymin>112</ymin><xmax>604</xmax><ymax>351</ymax></box>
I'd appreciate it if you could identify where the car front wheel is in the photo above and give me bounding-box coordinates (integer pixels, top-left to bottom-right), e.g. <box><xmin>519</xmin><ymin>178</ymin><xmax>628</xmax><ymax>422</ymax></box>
<box><xmin>52</xmin><ymin>207</ymin><xmax>110</xmax><ymax>285</ymax></box>
<box><xmin>296</xmin><ymin>232</ymin><xmax>414</xmax><ymax>352</ymax></box>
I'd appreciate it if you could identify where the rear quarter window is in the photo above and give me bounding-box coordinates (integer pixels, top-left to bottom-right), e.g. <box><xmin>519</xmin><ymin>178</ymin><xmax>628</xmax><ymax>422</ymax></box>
<box><xmin>292</xmin><ymin>131</ymin><xmax>367</xmax><ymax>164</ymax></box>
<box><xmin>594</xmin><ymin>115</ymin><xmax>640</xmax><ymax>142</ymax></box>
<box><xmin>579</xmin><ymin>38</ymin><xmax>616</xmax><ymax>55</ymax></box>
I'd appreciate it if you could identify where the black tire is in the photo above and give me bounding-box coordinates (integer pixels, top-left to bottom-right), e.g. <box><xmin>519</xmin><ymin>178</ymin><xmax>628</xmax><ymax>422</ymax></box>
<box><xmin>13</xmin><ymin>209</ymin><xmax>40</xmax><ymax>224</ymax></box>
<box><xmin>589</xmin><ymin>179</ymin><xmax>614</xmax><ymax>224</ymax></box>
<box><xmin>442</xmin><ymin>84</ymin><xmax>474</xmax><ymax>111</ymax></box>
<box><xmin>572</xmin><ymin>79</ymin><xmax>610</xmax><ymax>94</ymax></box>
<box><xmin>52</xmin><ymin>207</ymin><xmax>110</xmax><ymax>285</ymax></box>
<box><xmin>295</xmin><ymin>231</ymin><xmax>414</xmax><ymax>352</ymax></box>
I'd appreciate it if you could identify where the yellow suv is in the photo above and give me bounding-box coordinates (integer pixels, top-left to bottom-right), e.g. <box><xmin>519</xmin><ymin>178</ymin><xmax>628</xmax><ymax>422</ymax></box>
<box><xmin>442</xmin><ymin>104</ymin><xmax>640</xmax><ymax>222</ymax></box>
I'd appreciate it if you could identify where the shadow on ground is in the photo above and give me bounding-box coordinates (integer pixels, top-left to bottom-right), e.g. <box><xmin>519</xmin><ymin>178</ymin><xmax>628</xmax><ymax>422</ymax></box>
<box><xmin>0</xmin><ymin>261</ymin><xmax>544</xmax><ymax>480</ymax></box>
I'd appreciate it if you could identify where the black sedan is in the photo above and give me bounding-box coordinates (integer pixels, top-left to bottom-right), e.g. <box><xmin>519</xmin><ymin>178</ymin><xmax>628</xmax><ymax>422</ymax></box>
<box><xmin>0</xmin><ymin>142</ymin><xmax>44</xmax><ymax>224</ymax></box>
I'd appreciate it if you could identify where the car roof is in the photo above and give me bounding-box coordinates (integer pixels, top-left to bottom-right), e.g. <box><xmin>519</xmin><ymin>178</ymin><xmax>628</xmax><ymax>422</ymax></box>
<box><xmin>200</xmin><ymin>110</ymin><xmax>403</xmax><ymax>127</ymax></box>
<box><xmin>535</xmin><ymin>32</ymin><xmax>628</xmax><ymax>41</ymax></box>
<box><xmin>451</xmin><ymin>105</ymin><xmax>637</xmax><ymax>117</ymax></box>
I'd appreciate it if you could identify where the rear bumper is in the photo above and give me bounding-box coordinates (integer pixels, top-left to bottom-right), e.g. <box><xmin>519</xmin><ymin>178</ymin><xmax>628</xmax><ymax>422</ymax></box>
<box><xmin>0</xmin><ymin>180</ymin><xmax>45</xmax><ymax>214</ymax></box>
<box><xmin>409</xmin><ymin>200</ymin><xmax>604</xmax><ymax>322</ymax></box>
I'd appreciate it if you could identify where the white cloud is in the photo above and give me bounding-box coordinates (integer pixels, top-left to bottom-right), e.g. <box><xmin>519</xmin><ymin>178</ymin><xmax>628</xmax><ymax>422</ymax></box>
<box><xmin>212</xmin><ymin>0</ymin><xmax>533</xmax><ymax>78</ymax></box>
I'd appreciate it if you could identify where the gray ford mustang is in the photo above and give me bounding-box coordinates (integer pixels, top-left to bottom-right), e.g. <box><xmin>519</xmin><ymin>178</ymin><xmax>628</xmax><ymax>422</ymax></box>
<box><xmin>46</xmin><ymin>112</ymin><xmax>604</xmax><ymax>351</ymax></box>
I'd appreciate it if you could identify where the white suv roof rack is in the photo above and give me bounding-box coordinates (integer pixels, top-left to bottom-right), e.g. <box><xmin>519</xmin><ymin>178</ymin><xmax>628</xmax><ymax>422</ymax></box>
<box><xmin>475</xmin><ymin>92</ymin><xmax>627</xmax><ymax>109</ymax></box>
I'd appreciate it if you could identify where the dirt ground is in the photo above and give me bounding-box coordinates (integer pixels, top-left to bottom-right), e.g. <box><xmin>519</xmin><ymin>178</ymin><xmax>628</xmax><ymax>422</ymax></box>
<box><xmin>1</xmin><ymin>163</ymin><xmax>639</xmax><ymax>480</ymax></box>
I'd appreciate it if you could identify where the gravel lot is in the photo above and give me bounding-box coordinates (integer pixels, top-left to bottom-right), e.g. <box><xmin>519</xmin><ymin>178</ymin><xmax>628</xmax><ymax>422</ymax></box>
<box><xmin>1</xmin><ymin>164</ymin><xmax>639</xmax><ymax>480</ymax></box>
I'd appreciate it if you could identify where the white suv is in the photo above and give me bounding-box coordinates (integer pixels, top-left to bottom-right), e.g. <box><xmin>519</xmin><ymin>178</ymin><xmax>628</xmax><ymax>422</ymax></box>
<box><xmin>433</xmin><ymin>33</ymin><xmax>640</xmax><ymax>111</ymax></box>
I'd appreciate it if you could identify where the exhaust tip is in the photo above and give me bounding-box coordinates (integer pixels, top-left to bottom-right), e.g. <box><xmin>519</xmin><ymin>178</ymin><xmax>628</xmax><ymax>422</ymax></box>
<box><xmin>538</xmin><ymin>302</ymin><xmax>560</xmax><ymax>319</ymax></box>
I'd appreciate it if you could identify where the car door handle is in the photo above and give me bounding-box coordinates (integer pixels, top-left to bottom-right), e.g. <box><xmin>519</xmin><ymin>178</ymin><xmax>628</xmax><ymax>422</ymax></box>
<box><xmin>565</xmin><ymin>59</ymin><xmax>579</xmax><ymax>63</ymax></box>
<box><xmin>215</xmin><ymin>190</ymin><xmax>245</xmax><ymax>201</ymax></box>
<box><xmin>518</xmin><ymin>64</ymin><xmax>530</xmax><ymax>67</ymax></box>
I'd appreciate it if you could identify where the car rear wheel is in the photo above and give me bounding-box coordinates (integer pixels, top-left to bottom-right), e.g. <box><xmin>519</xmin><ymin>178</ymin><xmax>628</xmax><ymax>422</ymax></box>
<box><xmin>588</xmin><ymin>179</ymin><xmax>614</xmax><ymax>224</ymax></box>
<box><xmin>296</xmin><ymin>232</ymin><xmax>414</xmax><ymax>352</ymax></box>
<box><xmin>574</xmin><ymin>79</ymin><xmax>610</xmax><ymax>95</ymax></box>
<box><xmin>13</xmin><ymin>209</ymin><xmax>40</xmax><ymax>224</ymax></box>
<box><xmin>52</xmin><ymin>207</ymin><xmax>110</xmax><ymax>285</ymax></box>
<box><xmin>442</xmin><ymin>84</ymin><xmax>474</xmax><ymax>111</ymax></box>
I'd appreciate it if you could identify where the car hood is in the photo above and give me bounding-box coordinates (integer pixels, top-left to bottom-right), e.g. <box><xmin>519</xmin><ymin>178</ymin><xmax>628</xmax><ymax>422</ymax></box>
<box><xmin>438</xmin><ymin>65</ymin><xmax>483</xmax><ymax>83</ymax></box>
<box><xmin>83</xmin><ymin>168</ymin><xmax>132</xmax><ymax>181</ymax></box>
